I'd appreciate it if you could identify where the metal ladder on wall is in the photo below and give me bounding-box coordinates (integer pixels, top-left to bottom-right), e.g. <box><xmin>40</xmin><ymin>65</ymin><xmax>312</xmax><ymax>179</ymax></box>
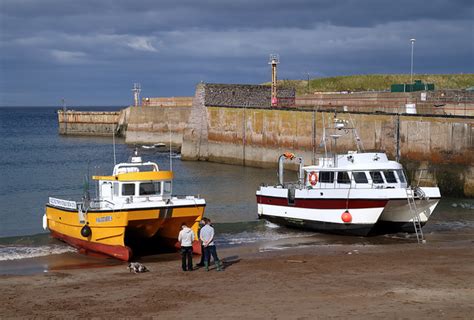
<box><xmin>406</xmin><ymin>187</ymin><xmax>425</xmax><ymax>244</ymax></box>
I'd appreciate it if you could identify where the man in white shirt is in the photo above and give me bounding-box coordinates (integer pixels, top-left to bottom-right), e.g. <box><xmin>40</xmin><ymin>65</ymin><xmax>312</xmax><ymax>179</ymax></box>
<box><xmin>178</xmin><ymin>222</ymin><xmax>195</xmax><ymax>271</ymax></box>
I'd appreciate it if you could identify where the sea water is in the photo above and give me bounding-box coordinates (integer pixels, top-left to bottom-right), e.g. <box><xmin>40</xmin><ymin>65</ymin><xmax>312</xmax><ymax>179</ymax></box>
<box><xmin>0</xmin><ymin>107</ymin><xmax>472</xmax><ymax>269</ymax></box>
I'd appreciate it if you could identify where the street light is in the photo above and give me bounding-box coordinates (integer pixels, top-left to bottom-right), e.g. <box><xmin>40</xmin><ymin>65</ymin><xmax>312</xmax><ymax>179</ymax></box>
<box><xmin>306</xmin><ymin>72</ymin><xmax>310</xmax><ymax>94</ymax></box>
<box><xmin>410</xmin><ymin>38</ymin><xmax>416</xmax><ymax>83</ymax></box>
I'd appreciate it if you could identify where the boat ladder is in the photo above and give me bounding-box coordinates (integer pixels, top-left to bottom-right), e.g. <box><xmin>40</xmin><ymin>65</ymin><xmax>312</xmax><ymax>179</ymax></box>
<box><xmin>406</xmin><ymin>187</ymin><xmax>425</xmax><ymax>244</ymax></box>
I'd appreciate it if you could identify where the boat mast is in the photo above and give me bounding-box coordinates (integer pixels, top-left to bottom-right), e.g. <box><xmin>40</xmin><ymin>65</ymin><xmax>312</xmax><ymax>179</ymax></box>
<box><xmin>113</xmin><ymin>124</ymin><xmax>117</xmax><ymax>166</ymax></box>
<box><xmin>321</xmin><ymin>112</ymin><xmax>328</xmax><ymax>159</ymax></box>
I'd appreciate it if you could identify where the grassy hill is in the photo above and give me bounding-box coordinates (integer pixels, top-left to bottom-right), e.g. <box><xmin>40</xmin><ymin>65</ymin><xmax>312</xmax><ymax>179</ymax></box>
<box><xmin>272</xmin><ymin>74</ymin><xmax>474</xmax><ymax>94</ymax></box>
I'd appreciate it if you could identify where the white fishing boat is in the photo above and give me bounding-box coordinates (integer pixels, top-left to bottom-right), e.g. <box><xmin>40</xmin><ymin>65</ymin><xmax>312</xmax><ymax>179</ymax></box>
<box><xmin>256</xmin><ymin>116</ymin><xmax>441</xmax><ymax>239</ymax></box>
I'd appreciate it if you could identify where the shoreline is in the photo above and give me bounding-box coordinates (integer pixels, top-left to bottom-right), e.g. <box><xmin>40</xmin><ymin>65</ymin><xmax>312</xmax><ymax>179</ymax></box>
<box><xmin>1</xmin><ymin>232</ymin><xmax>473</xmax><ymax>319</ymax></box>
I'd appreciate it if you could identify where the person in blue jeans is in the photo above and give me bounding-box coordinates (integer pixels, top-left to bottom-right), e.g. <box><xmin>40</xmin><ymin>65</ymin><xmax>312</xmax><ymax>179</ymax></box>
<box><xmin>199</xmin><ymin>219</ymin><xmax>223</xmax><ymax>271</ymax></box>
<box><xmin>196</xmin><ymin>218</ymin><xmax>210</xmax><ymax>267</ymax></box>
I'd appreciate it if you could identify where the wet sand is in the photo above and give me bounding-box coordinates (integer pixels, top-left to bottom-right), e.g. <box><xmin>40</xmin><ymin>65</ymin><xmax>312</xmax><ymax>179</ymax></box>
<box><xmin>1</xmin><ymin>235</ymin><xmax>473</xmax><ymax>319</ymax></box>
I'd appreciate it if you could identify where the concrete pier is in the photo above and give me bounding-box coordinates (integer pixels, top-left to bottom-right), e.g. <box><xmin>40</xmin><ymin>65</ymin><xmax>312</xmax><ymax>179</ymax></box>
<box><xmin>58</xmin><ymin>110</ymin><xmax>121</xmax><ymax>136</ymax></box>
<box><xmin>56</xmin><ymin>84</ymin><xmax>474</xmax><ymax>196</ymax></box>
<box><xmin>181</xmin><ymin>84</ymin><xmax>474</xmax><ymax>197</ymax></box>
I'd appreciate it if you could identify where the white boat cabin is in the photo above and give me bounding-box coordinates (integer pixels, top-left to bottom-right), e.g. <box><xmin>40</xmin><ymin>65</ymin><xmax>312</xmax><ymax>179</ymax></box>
<box><xmin>93</xmin><ymin>155</ymin><xmax>174</xmax><ymax>208</ymax></box>
<box><xmin>302</xmin><ymin>152</ymin><xmax>408</xmax><ymax>189</ymax></box>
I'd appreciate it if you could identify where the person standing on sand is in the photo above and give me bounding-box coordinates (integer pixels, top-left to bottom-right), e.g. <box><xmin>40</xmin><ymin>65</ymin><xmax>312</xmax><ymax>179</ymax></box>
<box><xmin>178</xmin><ymin>222</ymin><xmax>195</xmax><ymax>271</ymax></box>
<box><xmin>196</xmin><ymin>217</ymin><xmax>210</xmax><ymax>267</ymax></box>
<box><xmin>199</xmin><ymin>219</ymin><xmax>223</xmax><ymax>272</ymax></box>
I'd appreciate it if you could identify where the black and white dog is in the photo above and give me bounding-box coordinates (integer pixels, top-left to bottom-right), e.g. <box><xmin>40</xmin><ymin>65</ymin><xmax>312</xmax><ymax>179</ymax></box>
<box><xmin>127</xmin><ymin>262</ymin><xmax>149</xmax><ymax>273</ymax></box>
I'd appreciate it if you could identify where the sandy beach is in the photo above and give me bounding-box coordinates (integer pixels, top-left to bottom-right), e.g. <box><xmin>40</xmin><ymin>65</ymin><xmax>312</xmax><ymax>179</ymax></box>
<box><xmin>1</xmin><ymin>232</ymin><xmax>473</xmax><ymax>320</ymax></box>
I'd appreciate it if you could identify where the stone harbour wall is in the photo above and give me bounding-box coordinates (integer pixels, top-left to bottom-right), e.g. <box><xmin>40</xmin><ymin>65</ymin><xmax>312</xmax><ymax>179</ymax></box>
<box><xmin>124</xmin><ymin>105</ymin><xmax>191</xmax><ymax>146</ymax></box>
<box><xmin>181</xmin><ymin>84</ymin><xmax>474</xmax><ymax>196</ymax></box>
<box><xmin>204</xmin><ymin>83</ymin><xmax>295</xmax><ymax>108</ymax></box>
<box><xmin>58</xmin><ymin>110</ymin><xmax>121</xmax><ymax>136</ymax></box>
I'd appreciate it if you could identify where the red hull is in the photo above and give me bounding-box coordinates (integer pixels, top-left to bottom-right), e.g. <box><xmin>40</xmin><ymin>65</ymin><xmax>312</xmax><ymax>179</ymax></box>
<box><xmin>257</xmin><ymin>195</ymin><xmax>388</xmax><ymax>209</ymax></box>
<box><xmin>50</xmin><ymin>230</ymin><xmax>132</xmax><ymax>261</ymax></box>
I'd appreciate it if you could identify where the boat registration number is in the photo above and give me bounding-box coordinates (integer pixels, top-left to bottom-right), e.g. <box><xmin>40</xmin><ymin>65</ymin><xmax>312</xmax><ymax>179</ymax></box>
<box><xmin>96</xmin><ymin>216</ymin><xmax>113</xmax><ymax>223</ymax></box>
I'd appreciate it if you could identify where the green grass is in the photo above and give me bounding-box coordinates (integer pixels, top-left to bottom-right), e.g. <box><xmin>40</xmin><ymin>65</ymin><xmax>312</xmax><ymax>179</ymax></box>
<box><xmin>266</xmin><ymin>74</ymin><xmax>474</xmax><ymax>94</ymax></box>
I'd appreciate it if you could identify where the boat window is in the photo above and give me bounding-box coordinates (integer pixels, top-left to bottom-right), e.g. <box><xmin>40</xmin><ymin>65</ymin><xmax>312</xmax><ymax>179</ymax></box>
<box><xmin>383</xmin><ymin>171</ymin><xmax>397</xmax><ymax>183</ymax></box>
<box><xmin>139</xmin><ymin>182</ymin><xmax>161</xmax><ymax>196</ymax></box>
<box><xmin>396</xmin><ymin>170</ymin><xmax>407</xmax><ymax>183</ymax></box>
<box><xmin>319</xmin><ymin>171</ymin><xmax>334</xmax><ymax>183</ymax></box>
<box><xmin>113</xmin><ymin>183</ymin><xmax>119</xmax><ymax>197</ymax></box>
<box><xmin>353</xmin><ymin>171</ymin><xmax>368</xmax><ymax>183</ymax></box>
<box><xmin>336</xmin><ymin>172</ymin><xmax>350</xmax><ymax>184</ymax></box>
<box><xmin>122</xmin><ymin>183</ymin><xmax>135</xmax><ymax>196</ymax></box>
<box><xmin>369</xmin><ymin>171</ymin><xmax>384</xmax><ymax>184</ymax></box>
<box><xmin>163</xmin><ymin>181</ymin><xmax>172</xmax><ymax>194</ymax></box>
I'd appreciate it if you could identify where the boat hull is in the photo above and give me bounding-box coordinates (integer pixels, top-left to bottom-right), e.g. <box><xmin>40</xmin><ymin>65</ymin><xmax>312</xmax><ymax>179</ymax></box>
<box><xmin>374</xmin><ymin>197</ymin><xmax>440</xmax><ymax>233</ymax></box>
<box><xmin>259</xmin><ymin>214</ymin><xmax>374</xmax><ymax>236</ymax></box>
<box><xmin>257</xmin><ymin>185</ymin><xmax>441</xmax><ymax>236</ymax></box>
<box><xmin>45</xmin><ymin>203</ymin><xmax>205</xmax><ymax>261</ymax></box>
<box><xmin>50</xmin><ymin>230</ymin><xmax>132</xmax><ymax>261</ymax></box>
<box><xmin>257</xmin><ymin>194</ymin><xmax>387</xmax><ymax>236</ymax></box>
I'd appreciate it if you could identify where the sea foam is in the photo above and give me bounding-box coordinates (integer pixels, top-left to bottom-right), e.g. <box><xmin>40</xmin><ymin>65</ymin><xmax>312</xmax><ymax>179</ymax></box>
<box><xmin>0</xmin><ymin>245</ymin><xmax>75</xmax><ymax>261</ymax></box>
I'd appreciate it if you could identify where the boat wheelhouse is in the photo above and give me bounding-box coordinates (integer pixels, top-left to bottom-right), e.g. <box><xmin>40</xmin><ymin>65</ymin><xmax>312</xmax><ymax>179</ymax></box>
<box><xmin>44</xmin><ymin>151</ymin><xmax>205</xmax><ymax>260</ymax></box>
<box><xmin>256</xmin><ymin>116</ymin><xmax>441</xmax><ymax>239</ymax></box>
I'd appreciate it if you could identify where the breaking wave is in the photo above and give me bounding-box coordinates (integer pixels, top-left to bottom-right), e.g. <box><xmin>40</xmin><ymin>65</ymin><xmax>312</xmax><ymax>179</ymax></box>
<box><xmin>0</xmin><ymin>244</ymin><xmax>75</xmax><ymax>261</ymax></box>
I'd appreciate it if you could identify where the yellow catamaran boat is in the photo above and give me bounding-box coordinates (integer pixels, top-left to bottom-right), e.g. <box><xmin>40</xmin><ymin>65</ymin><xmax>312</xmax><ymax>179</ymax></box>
<box><xmin>43</xmin><ymin>151</ymin><xmax>205</xmax><ymax>261</ymax></box>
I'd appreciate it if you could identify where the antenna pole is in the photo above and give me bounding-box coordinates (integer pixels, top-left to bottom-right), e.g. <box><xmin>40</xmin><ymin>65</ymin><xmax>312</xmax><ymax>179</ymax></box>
<box><xmin>112</xmin><ymin>124</ymin><xmax>117</xmax><ymax>166</ymax></box>
<box><xmin>322</xmin><ymin>113</ymin><xmax>328</xmax><ymax>158</ymax></box>
<box><xmin>169</xmin><ymin>120</ymin><xmax>172</xmax><ymax>172</ymax></box>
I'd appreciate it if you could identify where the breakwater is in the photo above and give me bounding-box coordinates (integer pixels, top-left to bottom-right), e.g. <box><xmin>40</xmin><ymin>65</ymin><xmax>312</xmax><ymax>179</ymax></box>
<box><xmin>181</xmin><ymin>83</ymin><xmax>474</xmax><ymax>197</ymax></box>
<box><xmin>57</xmin><ymin>84</ymin><xmax>474</xmax><ymax>196</ymax></box>
<box><xmin>296</xmin><ymin>90</ymin><xmax>474</xmax><ymax>116</ymax></box>
<box><xmin>58</xmin><ymin>110</ymin><xmax>122</xmax><ymax>136</ymax></box>
<box><xmin>124</xmin><ymin>105</ymin><xmax>191</xmax><ymax>146</ymax></box>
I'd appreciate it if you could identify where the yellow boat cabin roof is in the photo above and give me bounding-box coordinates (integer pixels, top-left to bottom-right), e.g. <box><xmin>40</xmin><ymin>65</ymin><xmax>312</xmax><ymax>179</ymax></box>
<box><xmin>92</xmin><ymin>152</ymin><xmax>174</xmax><ymax>181</ymax></box>
<box><xmin>93</xmin><ymin>170</ymin><xmax>173</xmax><ymax>182</ymax></box>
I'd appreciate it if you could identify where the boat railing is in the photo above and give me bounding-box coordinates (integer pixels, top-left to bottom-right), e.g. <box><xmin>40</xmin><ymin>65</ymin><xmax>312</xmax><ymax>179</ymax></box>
<box><xmin>172</xmin><ymin>194</ymin><xmax>203</xmax><ymax>200</ymax></box>
<box><xmin>89</xmin><ymin>199</ymin><xmax>115</xmax><ymax>210</ymax></box>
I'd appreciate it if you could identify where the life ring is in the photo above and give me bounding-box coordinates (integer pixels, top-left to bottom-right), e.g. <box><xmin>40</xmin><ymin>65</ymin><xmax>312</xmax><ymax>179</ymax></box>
<box><xmin>308</xmin><ymin>171</ymin><xmax>318</xmax><ymax>186</ymax></box>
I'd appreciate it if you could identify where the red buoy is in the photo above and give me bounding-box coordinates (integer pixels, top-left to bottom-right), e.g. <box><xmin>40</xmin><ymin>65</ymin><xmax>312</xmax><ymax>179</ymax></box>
<box><xmin>341</xmin><ymin>210</ymin><xmax>352</xmax><ymax>223</ymax></box>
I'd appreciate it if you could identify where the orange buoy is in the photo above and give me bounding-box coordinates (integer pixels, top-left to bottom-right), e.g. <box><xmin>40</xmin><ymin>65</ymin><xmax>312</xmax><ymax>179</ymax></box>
<box><xmin>283</xmin><ymin>152</ymin><xmax>295</xmax><ymax>160</ymax></box>
<box><xmin>341</xmin><ymin>210</ymin><xmax>352</xmax><ymax>223</ymax></box>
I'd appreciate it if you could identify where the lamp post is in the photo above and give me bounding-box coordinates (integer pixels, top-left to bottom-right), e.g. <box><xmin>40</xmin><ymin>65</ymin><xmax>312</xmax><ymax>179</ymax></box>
<box><xmin>306</xmin><ymin>72</ymin><xmax>310</xmax><ymax>94</ymax></box>
<box><xmin>410</xmin><ymin>38</ymin><xmax>416</xmax><ymax>83</ymax></box>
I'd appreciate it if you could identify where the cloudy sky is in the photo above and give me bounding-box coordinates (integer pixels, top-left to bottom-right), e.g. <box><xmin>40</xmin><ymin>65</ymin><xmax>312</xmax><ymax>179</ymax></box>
<box><xmin>1</xmin><ymin>0</ymin><xmax>473</xmax><ymax>106</ymax></box>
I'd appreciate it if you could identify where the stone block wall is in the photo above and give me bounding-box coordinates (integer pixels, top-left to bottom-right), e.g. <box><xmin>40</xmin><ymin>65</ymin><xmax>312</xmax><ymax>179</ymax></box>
<box><xmin>124</xmin><ymin>105</ymin><xmax>191</xmax><ymax>146</ymax></box>
<box><xmin>142</xmin><ymin>97</ymin><xmax>193</xmax><ymax>107</ymax></box>
<box><xmin>296</xmin><ymin>90</ymin><xmax>474</xmax><ymax>116</ymax></box>
<box><xmin>204</xmin><ymin>83</ymin><xmax>295</xmax><ymax>108</ymax></box>
<box><xmin>58</xmin><ymin>110</ymin><xmax>120</xmax><ymax>136</ymax></box>
<box><xmin>181</xmin><ymin>83</ymin><xmax>474</xmax><ymax>196</ymax></box>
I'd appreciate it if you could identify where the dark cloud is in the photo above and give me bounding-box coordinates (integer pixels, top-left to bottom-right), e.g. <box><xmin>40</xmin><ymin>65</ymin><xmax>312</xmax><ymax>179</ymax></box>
<box><xmin>0</xmin><ymin>0</ymin><xmax>473</xmax><ymax>105</ymax></box>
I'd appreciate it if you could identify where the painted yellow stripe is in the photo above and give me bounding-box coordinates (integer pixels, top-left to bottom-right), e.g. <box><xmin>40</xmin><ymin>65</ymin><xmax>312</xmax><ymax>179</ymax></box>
<box><xmin>92</xmin><ymin>171</ymin><xmax>174</xmax><ymax>181</ymax></box>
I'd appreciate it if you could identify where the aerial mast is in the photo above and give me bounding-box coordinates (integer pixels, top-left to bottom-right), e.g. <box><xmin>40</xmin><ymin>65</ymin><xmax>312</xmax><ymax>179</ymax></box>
<box><xmin>132</xmin><ymin>83</ymin><xmax>141</xmax><ymax>107</ymax></box>
<box><xmin>269</xmin><ymin>54</ymin><xmax>279</xmax><ymax>107</ymax></box>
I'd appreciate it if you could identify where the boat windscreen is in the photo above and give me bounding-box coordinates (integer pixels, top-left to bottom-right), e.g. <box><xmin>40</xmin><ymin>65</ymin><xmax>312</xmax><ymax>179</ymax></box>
<box><xmin>353</xmin><ymin>171</ymin><xmax>368</xmax><ymax>183</ymax></box>
<box><xmin>383</xmin><ymin>171</ymin><xmax>397</xmax><ymax>183</ymax></box>
<box><xmin>369</xmin><ymin>171</ymin><xmax>384</xmax><ymax>184</ymax></box>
